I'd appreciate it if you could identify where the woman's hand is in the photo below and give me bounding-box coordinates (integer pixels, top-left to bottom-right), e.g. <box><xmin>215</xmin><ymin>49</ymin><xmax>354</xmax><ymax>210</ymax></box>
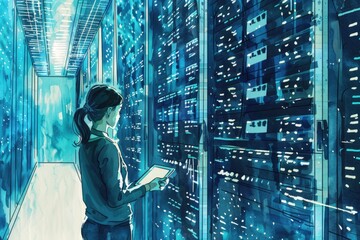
<box><xmin>145</xmin><ymin>177</ymin><xmax>169</xmax><ymax>191</ymax></box>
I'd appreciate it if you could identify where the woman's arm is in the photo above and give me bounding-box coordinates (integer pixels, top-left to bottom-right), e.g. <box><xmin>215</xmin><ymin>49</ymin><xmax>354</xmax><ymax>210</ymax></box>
<box><xmin>98</xmin><ymin>142</ymin><xmax>148</xmax><ymax>207</ymax></box>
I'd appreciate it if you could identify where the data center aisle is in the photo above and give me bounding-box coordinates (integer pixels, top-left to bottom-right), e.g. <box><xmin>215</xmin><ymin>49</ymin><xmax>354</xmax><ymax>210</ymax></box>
<box><xmin>8</xmin><ymin>163</ymin><xmax>85</xmax><ymax>240</ymax></box>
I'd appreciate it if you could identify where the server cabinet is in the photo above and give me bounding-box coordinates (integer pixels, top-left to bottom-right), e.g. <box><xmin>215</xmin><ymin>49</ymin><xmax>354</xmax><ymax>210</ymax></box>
<box><xmin>74</xmin><ymin>0</ymin><xmax>360</xmax><ymax>238</ymax></box>
<box><xmin>0</xmin><ymin>2</ymin><xmax>37</xmax><ymax>238</ymax></box>
<box><xmin>0</xmin><ymin>1</ymin><xmax>15</xmax><ymax>237</ymax></box>
<box><xmin>115</xmin><ymin>0</ymin><xmax>148</xmax><ymax>238</ymax></box>
<box><xmin>15</xmin><ymin>14</ymin><xmax>26</xmax><ymax>203</ymax></box>
<box><xmin>147</xmin><ymin>0</ymin><xmax>203</xmax><ymax>239</ymax></box>
<box><xmin>328</xmin><ymin>1</ymin><xmax>360</xmax><ymax>239</ymax></box>
<box><xmin>208</xmin><ymin>0</ymin><xmax>328</xmax><ymax>239</ymax></box>
<box><xmin>101</xmin><ymin>2</ymin><xmax>115</xmax><ymax>85</ymax></box>
<box><xmin>90</xmin><ymin>32</ymin><xmax>99</xmax><ymax>85</ymax></box>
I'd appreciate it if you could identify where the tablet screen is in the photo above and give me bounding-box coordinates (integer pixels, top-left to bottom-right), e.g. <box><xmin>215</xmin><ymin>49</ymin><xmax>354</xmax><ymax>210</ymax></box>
<box><xmin>136</xmin><ymin>165</ymin><xmax>174</xmax><ymax>185</ymax></box>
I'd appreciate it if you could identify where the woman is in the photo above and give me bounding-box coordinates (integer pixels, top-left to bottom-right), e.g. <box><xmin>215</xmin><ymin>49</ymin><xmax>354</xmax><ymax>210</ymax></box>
<box><xmin>73</xmin><ymin>84</ymin><xmax>167</xmax><ymax>240</ymax></box>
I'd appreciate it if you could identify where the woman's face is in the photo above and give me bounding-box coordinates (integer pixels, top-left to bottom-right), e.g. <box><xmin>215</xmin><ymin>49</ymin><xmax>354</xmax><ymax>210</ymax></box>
<box><xmin>107</xmin><ymin>104</ymin><xmax>122</xmax><ymax>128</ymax></box>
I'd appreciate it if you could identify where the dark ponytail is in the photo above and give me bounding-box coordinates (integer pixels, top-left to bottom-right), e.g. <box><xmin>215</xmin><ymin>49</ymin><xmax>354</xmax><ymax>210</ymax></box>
<box><xmin>73</xmin><ymin>84</ymin><xmax>123</xmax><ymax>146</ymax></box>
<box><xmin>73</xmin><ymin>107</ymin><xmax>91</xmax><ymax>146</ymax></box>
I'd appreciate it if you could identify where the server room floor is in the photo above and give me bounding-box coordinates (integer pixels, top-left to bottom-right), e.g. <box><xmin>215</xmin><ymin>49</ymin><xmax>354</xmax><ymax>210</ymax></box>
<box><xmin>8</xmin><ymin>163</ymin><xmax>85</xmax><ymax>240</ymax></box>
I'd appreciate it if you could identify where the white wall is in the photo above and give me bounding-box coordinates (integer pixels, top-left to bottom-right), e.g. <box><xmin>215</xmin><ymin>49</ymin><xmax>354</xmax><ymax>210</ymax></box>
<box><xmin>37</xmin><ymin>77</ymin><xmax>77</xmax><ymax>163</ymax></box>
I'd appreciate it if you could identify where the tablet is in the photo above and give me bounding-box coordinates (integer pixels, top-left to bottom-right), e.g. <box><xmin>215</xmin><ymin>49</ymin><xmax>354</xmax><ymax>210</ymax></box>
<box><xmin>136</xmin><ymin>165</ymin><xmax>175</xmax><ymax>186</ymax></box>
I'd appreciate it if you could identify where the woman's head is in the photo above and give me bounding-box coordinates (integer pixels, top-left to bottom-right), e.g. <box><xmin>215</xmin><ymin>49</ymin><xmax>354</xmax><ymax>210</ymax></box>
<box><xmin>73</xmin><ymin>84</ymin><xmax>123</xmax><ymax>145</ymax></box>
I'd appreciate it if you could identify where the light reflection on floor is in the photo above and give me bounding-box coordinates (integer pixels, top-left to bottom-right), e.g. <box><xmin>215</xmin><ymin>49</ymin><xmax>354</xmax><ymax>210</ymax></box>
<box><xmin>9</xmin><ymin>163</ymin><xmax>85</xmax><ymax>240</ymax></box>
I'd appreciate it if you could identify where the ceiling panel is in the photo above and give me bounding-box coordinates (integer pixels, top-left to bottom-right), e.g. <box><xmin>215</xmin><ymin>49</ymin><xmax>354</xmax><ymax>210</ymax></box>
<box><xmin>66</xmin><ymin>0</ymin><xmax>110</xmax><ymax>76</ymax></box>
<box><xmin>16</xmin><ymin>0</ymin><xmax>49</xmax><ymax>75</ymax></box>
<box><xmin>16</xmin><ymin>0</ymin><xmax>111</xmax><ymax>77</ymax></box>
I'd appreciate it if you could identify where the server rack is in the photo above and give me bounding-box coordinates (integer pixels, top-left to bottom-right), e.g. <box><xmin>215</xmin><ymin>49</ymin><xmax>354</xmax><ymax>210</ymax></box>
<box><xmin>147</xmin><ymin>0</ymin><xmax>203</xmax><ymax>238</ymax></box>
<box><xmin>75</xmin><ymin>0</ymin><xmax>360</xmax><ymax>239</ymax></box>
<box><xmin>115</xmin><ymin>0</ymin><xmax>148</xmax><ymax>238</ymax></box>
<box><xmin>207</xmin><ymin>0</ymin><xmax>328</xmax><ymax>239</ymax></box>
<box><xmin>0</xmin><ymin>1</ymin><xmax>37</xmax><ymax>238</ymax></box>
<box><xmin>328</xmin><ymin>1</ymin><xmax>360</xmax><ymax>239</ymax></box>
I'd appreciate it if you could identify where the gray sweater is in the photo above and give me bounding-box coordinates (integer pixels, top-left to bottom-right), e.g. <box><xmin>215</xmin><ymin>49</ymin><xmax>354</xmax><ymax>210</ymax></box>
<box><xmin>79</xmin><ymin>136</ymin><xmax>146</xmax><ymax>225</ymax></box>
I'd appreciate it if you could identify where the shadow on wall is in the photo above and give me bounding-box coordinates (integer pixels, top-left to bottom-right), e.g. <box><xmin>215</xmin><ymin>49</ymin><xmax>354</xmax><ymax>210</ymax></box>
<box><xmin>38</xmin><ymin>77</ymin><xmax>77</xmax><ymax>163</ymax></box>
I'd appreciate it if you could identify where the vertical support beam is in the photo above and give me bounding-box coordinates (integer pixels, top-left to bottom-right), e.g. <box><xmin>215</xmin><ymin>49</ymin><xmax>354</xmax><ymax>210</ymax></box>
<box><xmin>23</xmin><ymin>45</ymin><xmax>27</xmax><ymax>175</ymax></box>
<box><xmin>113</xmin><ymin>0</ymin><xmax>118</xmax><ymax>87</ymax></box>
<box><xmin>80</xmin><ymin>68</ymin><xmax>83</xmax><ymax>98</ymax></box>
<box><xmin>198</xmin><ymin>0</ymin><xmax>208</xmax><ymax>238</ymax></box>
<box><xmin>32</xmin><ymin>67</ymin><xmax>35</xmax><ymax>163</ymax></box>
<box><xmin>98</xmin><ymin>26</ymin><xmax>103</xmax><ymax>83</ymax></box>
<box><xmin>144</xmin><ymin>0</ymin><xmax>150</xmax><ymax>238</ymax></box>
<box><xmin>11</xmin><ymin>0</ymin><xmax>17</xmax><ymax>219</ymax></box>
<box><xmin>35</xmin><ymin>72</ymin><xmax>38</xmax><ymax>163</ymax></box>
<box><xmin>321</xmin><ymin>1</ymin><xmax>329</xmax><ymax>239</ymax></box>
<box><xmin>313</xmin><ymin>0</ymin><xmax>329</xmax><ymax>239</ymax></box>
<box><xmin>87</xmin><ymin>50</ymin><xmax>91</xmax><ymax>85</ymax></box>
<box><xmin>109</xmin><ymin>0</ymin><xmax>117</xmax><ymax>139</ymax></box>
